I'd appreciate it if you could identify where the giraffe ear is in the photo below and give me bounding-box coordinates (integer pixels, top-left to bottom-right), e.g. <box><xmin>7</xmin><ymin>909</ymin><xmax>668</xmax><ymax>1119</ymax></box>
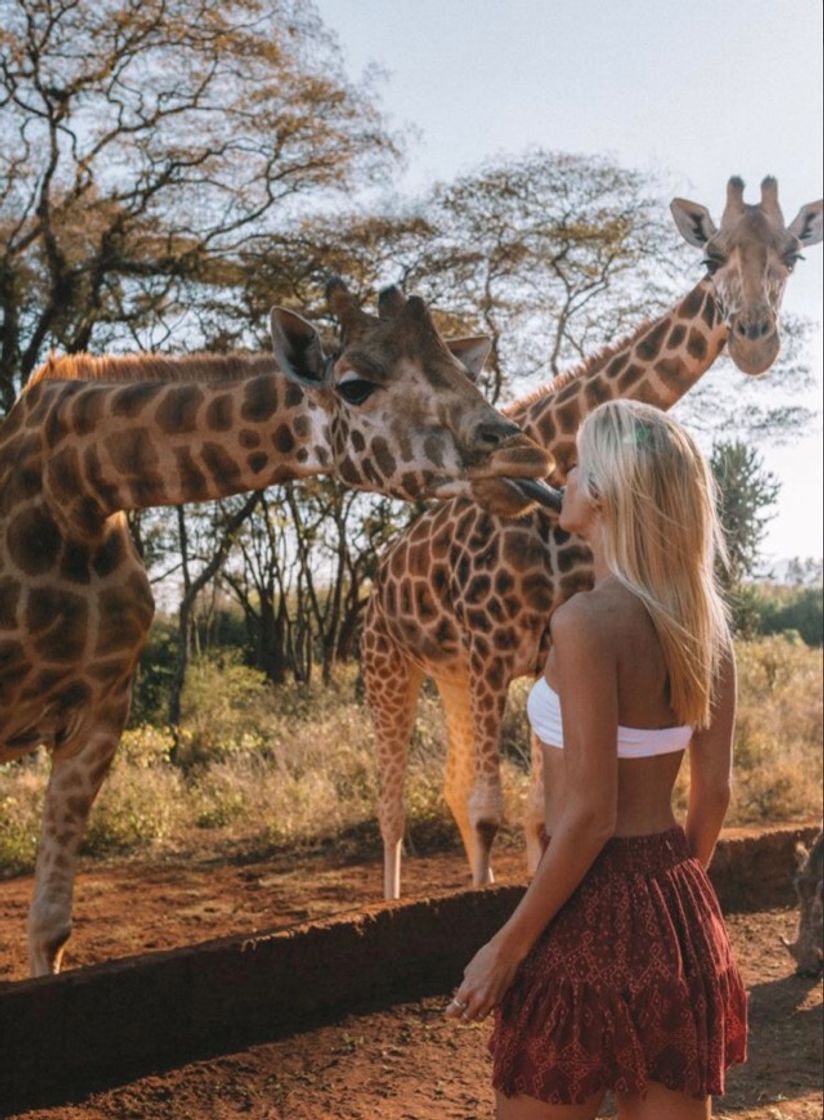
<box><xmin>445</xmin><ymin>336</ymin><xmax>492</xmax><ymax>382</ymax></box>
<box><xmin>670</xmin><ymin>198</ymin><xmax>718</xmax><ymax>248</ymax></box>
<box><xmin>269</xmin><ymin>307</ymin><xmax>329</xmax><ymax>386</ymax></box>
<box><xmin>787</xmin><ymin>200</ymin><xmax>823</xmax><ymax>247</ymax></box>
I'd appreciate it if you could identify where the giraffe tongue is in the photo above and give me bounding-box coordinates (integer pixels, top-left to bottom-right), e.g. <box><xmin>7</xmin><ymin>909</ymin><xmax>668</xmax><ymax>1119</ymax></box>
<box><xmin>504</xmin><ymin>477</ymin><xmax>565</xmax><ymax>513</ymax></box>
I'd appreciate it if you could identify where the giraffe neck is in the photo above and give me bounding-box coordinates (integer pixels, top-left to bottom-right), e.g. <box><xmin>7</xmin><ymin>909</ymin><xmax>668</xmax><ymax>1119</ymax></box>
<box><xmin>506</xmin><ymin>278</ymin><xmax>727</xmax><ymax>471</ymax></box>
<box><xmin>15</xmin><ymin>366</ymin><xmax>331</xmax><ymax>532</ymax></box>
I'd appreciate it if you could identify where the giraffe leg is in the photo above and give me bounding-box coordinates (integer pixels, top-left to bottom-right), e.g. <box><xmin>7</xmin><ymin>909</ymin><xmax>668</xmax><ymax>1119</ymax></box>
<box><xmin>467</xmin><ymin>663</ymin><xmax>510</xmax><ymax>888</ymax></box>
<box><xmin>524</xmin><ymin>730</ymin><xmax>546</xmax><ymax>875</ymax></box>
<box><xmin>438</xmin><ymin>671</ymin><xmax>508</xmax><ymax>889</ymax></box>
<box><xmin>438</xmin><ymin>677</ymin><xmax>490</xmax><ymax>886</ymax></box>
<box><xmin>362</xmin><ymin>622</ymin><xmax>423</xmax><ymax>901</ymax></box>
<box><xmin>28</xmin><ymin>727</ymin><xmax>121</xmax><ymax>976</ymax></box>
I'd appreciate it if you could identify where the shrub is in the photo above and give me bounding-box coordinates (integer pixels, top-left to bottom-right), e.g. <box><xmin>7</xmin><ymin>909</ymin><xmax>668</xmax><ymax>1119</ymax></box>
<box><xmin>0</xmin><ymin>757</ymin><xmax>47</xmax><ymax>875</ymax></box>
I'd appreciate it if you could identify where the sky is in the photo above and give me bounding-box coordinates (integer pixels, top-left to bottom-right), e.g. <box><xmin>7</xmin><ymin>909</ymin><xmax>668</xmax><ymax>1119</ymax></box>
<box><xmin>315</xmin><ymin>0</ymin><xmax>824</xmax><ymax>568</ymax></box>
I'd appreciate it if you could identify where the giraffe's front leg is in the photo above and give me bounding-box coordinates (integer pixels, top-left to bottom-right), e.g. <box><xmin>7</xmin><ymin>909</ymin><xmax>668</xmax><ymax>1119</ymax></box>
<box><xmin>466</xmin><ymin>664</ymin><xmax>509</xmax><ymax>889</ymax></box>
<box><xmin>362</xmin><ymin>618</ymin><xmax>423</xmax><ymax>901</ymax></box>
<box><xmin>441</xmin><ymin>655</ymin><xmax>510</xmax><ymax>889</ymax></box>
<box><xmin>28</xmin><ymin>727</ymin><xmax>121</xmax><ymax>976</ymax></box>
<box><xmin>439</xmin><ymin>676</ymin><xmax>495</xmax><ymax>888</ymax></box>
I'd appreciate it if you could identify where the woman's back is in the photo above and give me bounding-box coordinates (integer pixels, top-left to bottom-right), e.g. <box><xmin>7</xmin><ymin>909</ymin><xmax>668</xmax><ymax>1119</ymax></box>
<box><xmin>543</xmin><ymin>579</ymin><xmax>689</xmax><ymax>837</ymax></box>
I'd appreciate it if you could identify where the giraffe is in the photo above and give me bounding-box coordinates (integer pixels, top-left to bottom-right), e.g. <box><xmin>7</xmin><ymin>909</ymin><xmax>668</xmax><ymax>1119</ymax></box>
<box><xmin>363</xmin><ymin>177</ymin><xmax>824</xmax><ymax>899</ymax></box>
<box><xmin>0</xmin><ymin>280</ymin><xmax>556</xmax><ymax>977</ymax></box>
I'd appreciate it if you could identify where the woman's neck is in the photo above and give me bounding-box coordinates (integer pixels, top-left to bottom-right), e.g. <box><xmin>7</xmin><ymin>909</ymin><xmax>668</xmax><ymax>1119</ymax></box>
<box><xmin>585</xmin><ymin>524</ymin><xmax>611</xmax><ymax>585</ymax></box>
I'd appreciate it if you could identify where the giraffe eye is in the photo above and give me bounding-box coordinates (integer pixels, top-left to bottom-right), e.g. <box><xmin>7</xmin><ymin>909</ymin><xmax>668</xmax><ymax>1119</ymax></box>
<box><xmin>337</xmin><ymin>378</ymin><xmax>378</xmax><ymax>406</ymax></box>
<box><xmin>702</xmin><ymin>256</ymin><xmax>724</xmax><ymax>276</ymax></box>
<box><xmin>783</xmin><ymin>252</ymin><xmax>804</xmax><ymax>273</ymax></box>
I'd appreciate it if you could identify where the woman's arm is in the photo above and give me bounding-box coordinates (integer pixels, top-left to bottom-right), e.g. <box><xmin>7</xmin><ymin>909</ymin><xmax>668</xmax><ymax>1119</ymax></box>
<box><xmin>685</xmin><ymin>642</ymin><xmax>736</xmax><ymax>868</ymax></box>
<box><xmin>447</xmin><ymin>595</ymin><xmax>618</xmax><ymax>1021</ymax></box>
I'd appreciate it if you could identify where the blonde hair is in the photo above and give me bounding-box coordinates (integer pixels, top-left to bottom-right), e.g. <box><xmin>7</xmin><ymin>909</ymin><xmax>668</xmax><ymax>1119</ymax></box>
<box><xmin>577</xmin><ymin>400</ymin><xmax>730</xmax><ymax>729</ymax></box>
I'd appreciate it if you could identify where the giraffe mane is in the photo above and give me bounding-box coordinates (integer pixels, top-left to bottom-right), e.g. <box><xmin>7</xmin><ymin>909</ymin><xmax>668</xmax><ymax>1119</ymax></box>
<box><xmin>25</xmin><ymin>350</ymin><xmax>280</xmax><ymax>390</ymax></box>
<box><xmin>502</xmin><ymin>313</ymin><xmax>662</xmax><ymax>416</ymax></box>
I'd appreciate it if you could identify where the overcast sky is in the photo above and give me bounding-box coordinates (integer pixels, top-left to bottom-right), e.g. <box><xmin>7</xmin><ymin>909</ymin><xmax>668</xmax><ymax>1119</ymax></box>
<box><xmin>316</xmin><ymin>0</ymin><xmax>824</xmax><ymax>567</ymax></box>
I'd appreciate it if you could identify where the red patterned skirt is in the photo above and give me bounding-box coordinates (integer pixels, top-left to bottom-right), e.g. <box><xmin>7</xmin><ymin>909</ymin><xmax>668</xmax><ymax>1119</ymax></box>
<box><xmin>489</xmin><ymin>826</ymin><xmax>747</xmax><ymax>1104</ymax></box>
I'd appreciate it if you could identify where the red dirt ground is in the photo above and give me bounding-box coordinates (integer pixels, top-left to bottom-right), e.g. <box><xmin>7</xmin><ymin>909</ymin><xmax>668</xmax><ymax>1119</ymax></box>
<box><xmin>1</xmin><ymin>838</ymin><xmax>822</xmax><ymax>1119</ymax></box>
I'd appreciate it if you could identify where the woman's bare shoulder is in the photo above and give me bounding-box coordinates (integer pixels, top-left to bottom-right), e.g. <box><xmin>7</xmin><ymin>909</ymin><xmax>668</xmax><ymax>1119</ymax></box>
<box><xmin>551</xmin><ymin>581</ymin><xmax>639</xmax><ymax>642</ymax></box>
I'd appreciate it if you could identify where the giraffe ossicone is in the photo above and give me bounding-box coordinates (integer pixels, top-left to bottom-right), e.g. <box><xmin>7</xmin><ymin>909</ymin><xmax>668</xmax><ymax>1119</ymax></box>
<box><xmin>1</xmin><ymin>279</ymin><xmax>553</xmax><ymax>977</ymax></box>
<box><xmin>364</xmin><ymin>177</ymin><xmax>823</xmax><ymax>901</ymax></box>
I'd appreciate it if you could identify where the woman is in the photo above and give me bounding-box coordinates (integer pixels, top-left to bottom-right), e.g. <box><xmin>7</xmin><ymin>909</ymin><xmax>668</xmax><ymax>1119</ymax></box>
<box><xmin>446</xmin><ymin>400</ymin><xmax>747</xmax><ymax>1119</ymax></box>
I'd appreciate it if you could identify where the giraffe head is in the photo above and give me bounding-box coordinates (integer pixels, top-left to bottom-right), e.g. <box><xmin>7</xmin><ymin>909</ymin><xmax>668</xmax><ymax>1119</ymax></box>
<box><xmin>670</xmin><ymin>177</ymin><xmax>823</xmax><ymax>375</ymax></box>
<box><xmin>269</xmin><ymin>279</ymin><xmax>553</xmax><ymax>515</ymax></box>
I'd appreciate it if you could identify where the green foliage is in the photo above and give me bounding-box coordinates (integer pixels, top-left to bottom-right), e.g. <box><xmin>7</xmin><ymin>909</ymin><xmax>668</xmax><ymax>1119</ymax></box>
<box><xmin>0</xmin><ymin>760</ymin><xmax>45</xmax><ymax>876</ymax></box>
<box><xmin>1</xmin><ymin>643</ymin><xmax>819</xmax><ymax>876</ymax></box>
<box><xmin>175</xmin><ymin>654</ymin><xmax>273</xmax><ymax>766</ymax></box>
<box><xmin>129</xmin><ymin>618</ymin><xmax>179</xmax><ymax>726</ymax></box>
<box><xmin>711</xmin><ymin>440</ymin><xmax>781</xmax><ymax>590</ymax></box>
<box><xmin>0</xmin><ymin>0</ymin><xmax>399</xmax><ymax>405</ymax></box>
<box><xmin>753</xmin><ymin>584</ymin><xmax>823</xmax><ymax>647</ymax></box>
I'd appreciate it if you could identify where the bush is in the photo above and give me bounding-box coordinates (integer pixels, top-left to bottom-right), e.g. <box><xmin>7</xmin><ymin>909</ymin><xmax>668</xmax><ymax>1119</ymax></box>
<box><xmin>755</xmin><ymin>584</ymin><xmax>823</xmax><ymax>647</ymax></box>
<box><xmin>0</xmin><ymin>640</ymin><xmax>819</xmax><ymax>877</ymax></box>
<box><xmin>0</xmin><ymin>757</ymin><xmax>46</xmax><ymax>875</ymax></box>
<box><xmin>728</xmin><ymin>635</ymin><xmax>822</xmax><ymax>822</ymax></box>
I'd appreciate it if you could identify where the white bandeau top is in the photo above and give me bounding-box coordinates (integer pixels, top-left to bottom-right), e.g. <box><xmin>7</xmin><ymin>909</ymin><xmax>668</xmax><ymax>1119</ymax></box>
<box><xmin>527</xmin><ymin>676</ymin><xmax>692</xmax><ymax>758</ymax></box>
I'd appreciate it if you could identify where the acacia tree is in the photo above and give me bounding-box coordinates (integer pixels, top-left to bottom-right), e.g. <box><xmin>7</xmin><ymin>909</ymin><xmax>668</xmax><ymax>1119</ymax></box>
<box><xmin>0</xmin><ymin>0</ymin><xmax>399</xmax><ymax>407</ymax></box>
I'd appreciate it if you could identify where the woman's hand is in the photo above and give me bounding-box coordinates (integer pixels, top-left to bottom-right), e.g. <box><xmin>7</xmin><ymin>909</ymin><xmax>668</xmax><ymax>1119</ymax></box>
<box><xmin>445</xmin><ymin>936</ymin><xmax>523</xmax><ymax>1022</ymax></box>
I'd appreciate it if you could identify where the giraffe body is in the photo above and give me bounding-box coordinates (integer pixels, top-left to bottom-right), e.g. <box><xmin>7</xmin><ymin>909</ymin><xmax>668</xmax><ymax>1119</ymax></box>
<box><xmin>1</xmin><ymin>283</ymin><xmax>554</xmax><ymax>976</ymax></box>
<box><xmin>364</xmin><ymin>179</ymin><xmax>823</xmax><ymax>899</ymax></box>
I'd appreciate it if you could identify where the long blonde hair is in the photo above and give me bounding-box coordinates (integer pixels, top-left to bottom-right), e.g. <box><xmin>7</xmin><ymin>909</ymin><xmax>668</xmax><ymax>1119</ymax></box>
<box><xmin>577</xmin><ymin>400</ymin><xmax>730</xmax><ymax>729</ymax></box>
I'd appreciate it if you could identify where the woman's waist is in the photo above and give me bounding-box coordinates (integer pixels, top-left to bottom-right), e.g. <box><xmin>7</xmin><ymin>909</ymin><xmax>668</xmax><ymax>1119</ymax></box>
<box><xmin>539</xmin><ymin>822</ymin><xmax>692</xmax><ymax>875</ymax></box>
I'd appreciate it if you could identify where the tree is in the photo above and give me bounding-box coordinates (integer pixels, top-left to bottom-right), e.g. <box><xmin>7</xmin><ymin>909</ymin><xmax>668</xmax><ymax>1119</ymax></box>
<box><xmin>0</xmin><ymin>0</ymin><xmax>399</xmax><ymax>407</ymax></box>
<box><xmin>711</xmin><ymin>440</ymin><xmax>781</xmax><ymax>590</ymax></box>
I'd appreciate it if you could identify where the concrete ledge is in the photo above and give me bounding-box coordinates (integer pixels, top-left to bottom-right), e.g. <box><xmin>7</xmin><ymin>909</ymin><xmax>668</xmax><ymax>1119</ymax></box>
<box><xmin>0</xmin><ymin>823</ymin><xmax>817</xmax><ymax>1115</ymax></box>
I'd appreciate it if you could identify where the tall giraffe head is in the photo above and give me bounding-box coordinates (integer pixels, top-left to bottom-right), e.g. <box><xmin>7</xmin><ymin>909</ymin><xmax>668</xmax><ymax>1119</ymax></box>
<box><xmin>671</xmin><ymin>176</ymin><xmax>823</xmax><ymax>375</ymax></box>
<box><xmin>269</xmin><ymin>279</ymin><xmax>553</xmax><ymax>514</ymax></box>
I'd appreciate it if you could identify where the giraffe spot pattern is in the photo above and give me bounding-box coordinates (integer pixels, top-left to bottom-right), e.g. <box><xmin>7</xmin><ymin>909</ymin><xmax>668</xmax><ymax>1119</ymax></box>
<box><xmin>7</xmin><ymin>505</ymin><xmax>62</xmax><ymax>574</ymax></box>
<box><xmin>174</xmin><ymin>447</ymin><xmax>210</xmax><ymax>500</ymax></box>
<box><xmin>371</xmin><ymin>437</ymin><xmax>396</xmax><ymax>478</ymax></box>
<box><xmin>0</xmin><ymin>578</ymin><xmax>21</xmax><ymax>627</ymax></box>
<box><xmin>60</xmin><ymin>542</ymin><xmax>92</xmax><ymax>584</ymax></box>
<box><xmin>422</xmin><ymin>435</ymin><xmax>444</xmax><ymax>469</ymax></box>
<box><xmin>111</xmin><ymin>383</ymin><xmax>164</xmax><ymax>418</ymax></box>
<box><xmin>155</xmin><ymin>386</ymin><xmax>205</xmax><ymax>434</ymax></box>
<box><xmin>83</xmin><ymin>445</ymin><xmax>120</xmax><ymax>510</ymax></box>
<box><xmin>47</xmin><ymin>445</ymin><xmax>84</xmax><ymax>505</ymax></box>
<box><xmin>26</xmin><ymin>588</ymin><xmax>88</xmax><ymax>661</ymax></box>
<box><xmin>556</xmin><ymin>402</ymin><xmax>580</xmax><ymax>434</ymax></box>
<box><xmin>687</xmin><ymin>329</ymin><xmax>708</xmax><ymax>360</ymax></box>
<box><xmin>239</xmin><ymin>429</ymin><xmax>261</xmax><ymax>449</ymax></box>
<box><xmin>92</xmin><ymin>529</ymin><xmax>126</xmax><ymax>579</ymax></box>
<box><xmin>636</xmin><ymin>320</ymin><xmax>670</xmax><ymax>361</ymax></box>
<box><xmin>206</xmin><ymin>394</ymin><xmax>234</xmax><ymax>432</ymax></box>
<box><xmin>606</xmin><ymin>353</ymin><xmax>629</xmax><ymax>379</ymax></box>
<box><xmin>654</xmin><ymin>357</ymin><xmax>688</xmax><ymax>392</ymax></box>
<box><xmin>273</xmin><ymin>424</ymin><xmax>295</xmax><ymax>454</ymax></box>
<box><xmin>679</xmin><ymin>286</ymin><xmax>705</xmax><ymax>318</ymax></box>
<box><xmin>202</xmin><ymin>443</ymin><xmax>242</xmax><ymax>489</ymax></box>
<box><xmin>105</xmin><ymin>428</ymin><xmax>160</xmax><ymax>480</ymax></box>
<box><xmin>247</xmin><ymin>452</ymin><xmax>269</xmax><ymax>475</ymax></box>
<box><xmin>70</xmin><ymin>389</ymin><xmax>107</xmax><ymax>436</ymax></box>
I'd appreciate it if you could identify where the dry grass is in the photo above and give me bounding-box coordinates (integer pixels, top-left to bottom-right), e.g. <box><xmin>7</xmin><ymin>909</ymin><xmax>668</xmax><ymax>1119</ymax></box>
<box><xmin>0</xmin><ymin>635</ymin><xmax>820</xmax><ymax>877</ymax></box>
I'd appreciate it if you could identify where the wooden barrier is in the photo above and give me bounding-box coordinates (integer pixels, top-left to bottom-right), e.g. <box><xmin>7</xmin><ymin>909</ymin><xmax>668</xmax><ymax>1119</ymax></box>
<box><xmin>0</xmin><ymin>823</ymin><xmax>817</xmax><ymax>1115</ymax></box>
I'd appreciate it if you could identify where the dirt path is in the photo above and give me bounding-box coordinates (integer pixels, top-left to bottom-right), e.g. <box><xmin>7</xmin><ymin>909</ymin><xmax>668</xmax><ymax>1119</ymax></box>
<box><xmin>1</xmin><ymin>839</ymin><xmax>821</xmax><ymax>1119</ymax></box>
<box><xmin>0</xmin><ymin>839</ymin><xmax>534</xmax><ymax>982</ymax></box>
<box><xmin>5</xmin><ymin>909</ymin><xmax>822</xmax><ymax>1120</ymax></box>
